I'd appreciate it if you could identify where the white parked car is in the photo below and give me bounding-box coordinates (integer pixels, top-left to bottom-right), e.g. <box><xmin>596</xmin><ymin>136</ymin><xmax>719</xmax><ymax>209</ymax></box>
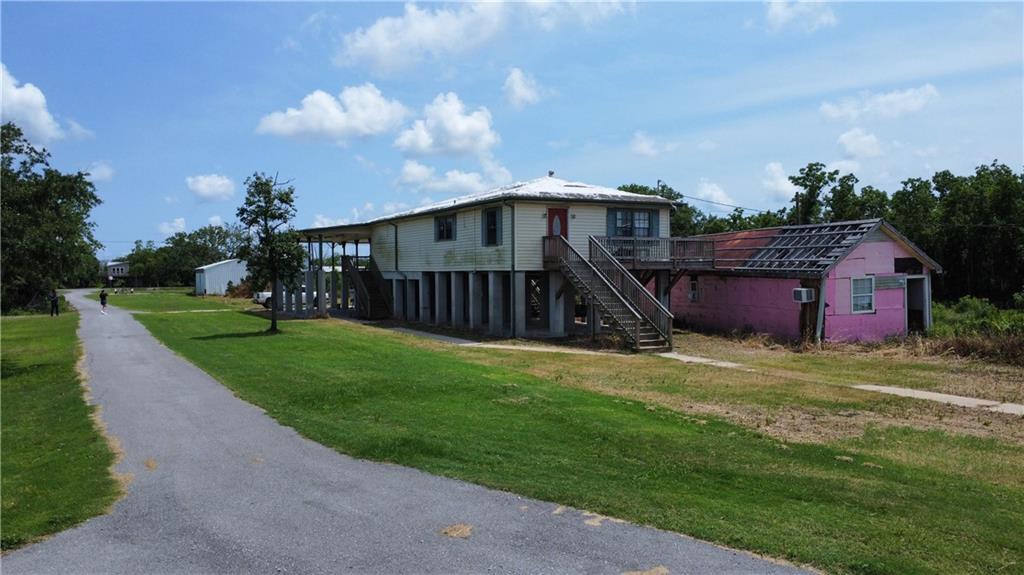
<box><xmin>253</xmin><ymin>288</ymin><xmax>328</xmax><ymax>309</ymax></box>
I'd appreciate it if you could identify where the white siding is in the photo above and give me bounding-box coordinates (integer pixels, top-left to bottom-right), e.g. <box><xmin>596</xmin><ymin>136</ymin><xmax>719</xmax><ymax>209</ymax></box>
<box><xmin>659</xmin><ymin>207</ymin><xmax>670</xmax><ymax>238</ymax></box>
<box><xmin>373</xmin><ymin>203</ymin><xmax>511</xmax><ymax>272</ymax></box>
<box><xmin>372</xmin><ymin>225</ymin><xmax>396</xmax><ymax>271</ymax></box>
<box><xmin>514</xmin><ymin>203</ymin><xmax>670</xmax><ymax>270</ymax></box>
<box><xmin>371</xmin><ymin>201</ymin><xmax>671</xmax><ymax>273</ymax></box>
<box><xmin>514</xmin><ymin>203</ymin><xmax>548</xmax><ymax>271</ymax></box>
<box><xmin>196</xmin><ymin>260</ymin><xmax>248</xmax><ymax>295</ymax></box>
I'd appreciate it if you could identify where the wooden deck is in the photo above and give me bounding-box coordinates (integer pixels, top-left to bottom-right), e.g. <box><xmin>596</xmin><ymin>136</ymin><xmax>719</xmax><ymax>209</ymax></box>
<box><xmin>543</xmin><ymin>236</ymin><xmax>715</xmax><ymax>271</ymax></box>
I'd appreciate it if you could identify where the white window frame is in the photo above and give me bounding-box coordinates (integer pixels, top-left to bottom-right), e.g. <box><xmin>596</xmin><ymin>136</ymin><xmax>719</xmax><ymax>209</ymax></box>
<box><xmin>851</xmin><ymin>276</ymin><xmax>875</xmax><ymax>314</ymax></box>
<box><xmin>689</xmin><ymin>276</ymin><xmax>699</xmax><ymax>302</ymax></box>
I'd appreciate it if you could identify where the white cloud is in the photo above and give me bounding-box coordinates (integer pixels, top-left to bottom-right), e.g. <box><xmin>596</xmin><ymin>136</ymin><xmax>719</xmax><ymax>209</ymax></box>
<box><xmin>395</xmin><ymin>92</ymin><xmax>499</xmax><ymax>156</ymax></box>
<box><xmin>158</xmin><ymin>217</ymin><xmax>186</xmax><ymax>236</ymax></box>
<box><xmin>525</xmin><ymin>1</ymin><xmax>630</xmax><ymax>30</ymax></box>
<box><xmin>762</xmin><ymin>162</ymin><xmax>799</xmax><ymax>201</ymax></box>
<box><xmin>382</xmin><ymin>201</ymin><xmax>410</xmax><ymax>214</ymax></box>
<box><xmin>396</xmin><ymin>158</ymin><xmax>511</xmax><ymax>195</ymax></box>
<box><xmin>208</xmin><ymin>215</ymin><xmax>224</xmax><ymax>227</ymax></box>
<box><xmin>313</xmin><ymin>214</ymin><xmax>350</xmax><ymax>227</ymax></box>
<box><xmin>547</xmin><ymin>138</ymin><xmax>570</xmax><ymax>150</ymax></box>
<box><xmin>694</xmin><ymin>179</ymin><xmax>737</xmax><ymax>212</ymax></box>
<box><xmin>0</xmin><ymin>63</ymin><xmax>64</xmax><ymax>143</ymax></box>
<box><xmin>186</xmin><ymin>174</ymin><xmax>236</xmax><ymax>201</ymax></box>
<box><xmin>503</xmin><ymin>68</ymin><xmax>542</xmax><ymax>108</ymax></box>
<box><xmin>67</xmin><ymin>119</ymin><xmax>94</xmax><ymax>140</ymax></box>
<box><xmin>838</xmin><ymin>128</ymin><xmax>882</xmax><ymax>158</ymax></box>
<box><xmin>351</xmin><ymin>202</ymin><xmax>375</xmax><ymax>221</ymax></box>
<box><xmin>86</xmin><ymin>161</ymin><xmax>115</xmax><ymax>183</ymax></box>
<box><xmin>163</xmin><ymin>195</ymin><xmax>180</xmax><ymax>205</ymax></box>
<box><xmin>629</xmin><ymin>131</ymin><xmax>678</xmax><ymax>157</ymax></box>
<box><xmin>766</xmin><ymin>1</ymin><xmax>837</xmax><ymax>32</ymax></box>
<box><xmin>337</xmin><ymin>3</ymin><xmax>506</xmax><ymax>74</ymax></box>
<box><xmin>336</xmin><ymin>2</ymin><xmax>627</xmax><ymax>74</ymax></box>
<box><xmin>821</xmin><ymin>83</ymin><xmax>939</xmax><ymax>121</ymax></box>
<box><xmin>257</xmin><ymin>83</ymin><xmax>409</xmax><ymax>141</ymax></box>
<box><xmin>397</xmin><ymin>160</ymin><xmax>486</xmax><ymax>194</ymax></box>
<box><xmin>630</xmin><ymin>131</ymin><xmax>658</xmax><ymax>157</ymax></box>
<box><xmin>827</xmin><ymin>159</ymin><xmax>861</xmax><ymax>174</ymax></box>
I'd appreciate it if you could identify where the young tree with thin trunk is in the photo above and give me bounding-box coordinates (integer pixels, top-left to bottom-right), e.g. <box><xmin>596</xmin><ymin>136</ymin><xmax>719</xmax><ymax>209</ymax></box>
<box><xmin>236</xmin><ymin>173</ymin><xmax>305</xmax><ymax>333</ymax></box>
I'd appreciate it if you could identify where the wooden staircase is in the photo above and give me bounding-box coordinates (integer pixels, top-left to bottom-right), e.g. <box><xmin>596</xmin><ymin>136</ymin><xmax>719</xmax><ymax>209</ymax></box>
<box><xmin>341</xmin><ymin>255</ymin><xmax>392</xmax><ymax>319</ymax></box>
<box><xmin>544</xmin><ymin>236</ymin><xmax>672</xmax><ymax>351</ymax></box>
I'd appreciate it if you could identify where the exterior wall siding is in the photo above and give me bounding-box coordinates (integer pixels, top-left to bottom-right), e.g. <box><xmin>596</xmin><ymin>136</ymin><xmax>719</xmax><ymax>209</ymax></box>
<box><xmin>375</xmin><ymin>201</ymin><xmax>671</xmax><ymax>273</ymax></box>
<box><xmin>372</xmin><ymin>202</ymin><xmax>511</xmax><ymax>273</ymax></box>
<box><xmin>670</xmin><ymin>236</ymin><xmax>933</xmax><ymax>342</ymax></box>
<box><xmin>824</xmin><ymin>239</ymin><xmax>923</xmax><ymax>342</ymax></box>
<box><xmin>195</xmin><ymin>260</ymin><xmax>248</xmax><ymax>295</ymax></box>
<box><xmin>670</xmin><ymin>275</ymin><xmax>803</xmax><ymax>338</ymax></box>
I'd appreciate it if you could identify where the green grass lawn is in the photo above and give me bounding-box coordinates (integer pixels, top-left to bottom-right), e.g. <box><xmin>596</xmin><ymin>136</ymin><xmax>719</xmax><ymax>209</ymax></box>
<box><xmin>135</xmin><ymin>309</ymin><xmax>1024</xmax><ymax>575</ymax></box>
<box><xmin>86</xmin><ymin>288</ymin><xmax>253</xmax><ymax>313</ymax></box>
<box><xmin>1</xmin><ymin>313</ymin><xmax>120</xmax><ymax>550</ymax></box>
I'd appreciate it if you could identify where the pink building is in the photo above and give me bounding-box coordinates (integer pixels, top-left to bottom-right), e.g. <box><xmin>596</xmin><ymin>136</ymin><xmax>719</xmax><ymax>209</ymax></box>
<box><xmin>670</xmin><ymin>219</ymin><xmax>942</xmax><ymax>342</ymax></box>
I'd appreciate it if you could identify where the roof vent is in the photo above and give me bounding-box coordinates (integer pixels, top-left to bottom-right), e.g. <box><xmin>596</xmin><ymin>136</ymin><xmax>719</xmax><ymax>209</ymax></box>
<box><xmin>548</xmin><ymin>170</ymin><xmax>555</xmax><ymax>177</ymax></box>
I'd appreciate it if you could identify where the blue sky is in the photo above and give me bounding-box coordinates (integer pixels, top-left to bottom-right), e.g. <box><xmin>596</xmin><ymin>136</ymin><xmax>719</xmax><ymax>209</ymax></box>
<box><xmin>2</xmin><ymin>1</ymin><xmax>1021</xmax><ymax>259</ymax></box>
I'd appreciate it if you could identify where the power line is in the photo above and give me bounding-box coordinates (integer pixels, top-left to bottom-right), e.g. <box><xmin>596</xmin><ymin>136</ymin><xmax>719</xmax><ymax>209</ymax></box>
<box><xmin>656</xmin><ymin>178</ymin><xmax>773</xmax><ymax>214</ymax></box>
<box><xmin>677</xmin><ymin>193</ymin><xmax>773</xmax><ymax>214</ymax></box>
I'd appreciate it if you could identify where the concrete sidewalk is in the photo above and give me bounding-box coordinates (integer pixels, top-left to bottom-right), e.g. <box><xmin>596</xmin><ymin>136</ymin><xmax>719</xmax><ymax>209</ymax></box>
<box><xmin>4</xmin><ymin>290</ymin><xmax>808</xmax><ymax>575</ymax></box>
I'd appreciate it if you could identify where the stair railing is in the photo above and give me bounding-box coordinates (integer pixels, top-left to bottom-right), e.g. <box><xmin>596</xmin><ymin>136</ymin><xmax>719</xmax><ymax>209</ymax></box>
<box><xmin>589</xmin><ymin>236</ymin><xmax>673</xmax><ymax>346</ymax></box>
<box><xmin>544</xmin><ymin>235</ymin><xmax>643</xmax><ymax>347</ymax></box>
<box><xmin>341</xmin><ymin>255</ymin><xmax>371</xmax><ymax>318</ymax></box>
<box><xmin>367</xmin><ymin>256</ymin><xmax>393</xmax><ymax>317</ymax></box>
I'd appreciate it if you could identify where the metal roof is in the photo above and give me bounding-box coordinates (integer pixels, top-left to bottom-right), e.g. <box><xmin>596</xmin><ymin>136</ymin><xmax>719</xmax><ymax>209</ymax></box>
<box><xmin>697</xmin><ymin>219</ymin><xmax>941</xmax><ymax>278</ymax></box>
<box><xmin>194</xmin><ymin>258</ymin><xmax>245</xmax><ymax>271</ymax></box>
<box><xmin>298</xmin><ymin>176</ymin><xmax>671</xmax><ymax>239</ymax></box>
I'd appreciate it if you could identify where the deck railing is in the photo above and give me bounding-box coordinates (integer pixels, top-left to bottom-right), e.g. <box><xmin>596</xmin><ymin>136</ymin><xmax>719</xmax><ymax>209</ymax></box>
<box><xmin>589</xmin><ymin>236</ymin><xmax>673</xmax><ymax>346</ymax></box>
<box><xmin>543</xmin><ymin>235</ymin><xmax>644</xmax><ymax>347</ymax></box>
<box><xmin>593</xmin><ymin>236</ymin><xmax>714</xmax><ymax>269</ymax></box>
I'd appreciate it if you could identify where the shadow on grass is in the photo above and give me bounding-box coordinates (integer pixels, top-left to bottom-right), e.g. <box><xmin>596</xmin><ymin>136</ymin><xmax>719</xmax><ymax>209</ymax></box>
<box><xmin>240</xmin><ymin>309</ymin><xmax>301</xmax><ymax>322</ymax></box>
<box><xmin>190</xmin><ymin>330</ymin><xmax>282</xmax><ymax>341</ymax></box>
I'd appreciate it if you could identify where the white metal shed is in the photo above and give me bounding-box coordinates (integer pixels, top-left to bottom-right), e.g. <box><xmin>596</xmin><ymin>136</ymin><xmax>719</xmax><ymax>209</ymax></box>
<box><xmin>195</xmin><ymin>259</ymin><xmax>248</xmax><ymax>296</ymax></box>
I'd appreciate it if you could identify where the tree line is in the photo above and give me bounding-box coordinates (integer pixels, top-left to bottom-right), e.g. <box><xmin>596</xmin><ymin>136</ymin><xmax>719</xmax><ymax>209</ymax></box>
<box><xmin>122</xmin><ymin>224</ymin><xmax>248</xmax><ymax>287</ymax></box>
<box><xmin>621</xmin><ymin>160</ymin><xmax>1024</xmax><ymax>305</ymax></box>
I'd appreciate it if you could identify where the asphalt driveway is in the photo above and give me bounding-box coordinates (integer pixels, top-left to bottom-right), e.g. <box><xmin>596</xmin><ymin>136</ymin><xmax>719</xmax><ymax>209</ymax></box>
<box><xmin>4</xmin><ymin>290</ymin><xmax>809</xmax><ymax>574</ymax></box>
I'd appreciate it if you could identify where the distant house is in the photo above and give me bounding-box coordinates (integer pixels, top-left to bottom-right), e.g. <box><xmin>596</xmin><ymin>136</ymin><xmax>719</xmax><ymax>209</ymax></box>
<box><xmin>195</xmin><ymin>259</ymin><xmax>248</xmax><ymax>296</ymax></box>
<box><xmin>670</xmin><ymin>219</ymin><xmax>942</xmax><ymax>342</ymax></box>
<box><xmin>107</xmin><ymin>260</ymin><xmax>129</xmax><ymax>279</ymax></box>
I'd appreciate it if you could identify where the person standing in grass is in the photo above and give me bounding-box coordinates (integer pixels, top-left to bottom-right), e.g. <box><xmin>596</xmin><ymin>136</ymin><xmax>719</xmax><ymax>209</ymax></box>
<box><xmin>99</xmin><ymin>289</ymin><xmax>109</xmax><ymax>315</ymax></box>
<box><xmin>49</xmin><ymin>289</ymin><xmax>60</xmax><ymax>317</ymax></box>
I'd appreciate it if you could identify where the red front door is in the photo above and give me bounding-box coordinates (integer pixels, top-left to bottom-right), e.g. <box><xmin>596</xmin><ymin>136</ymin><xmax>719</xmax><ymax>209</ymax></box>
<box><xmin>547</xmin><ymin>208</ymin><xmax>568</xmax><ymax>238</ymax></box>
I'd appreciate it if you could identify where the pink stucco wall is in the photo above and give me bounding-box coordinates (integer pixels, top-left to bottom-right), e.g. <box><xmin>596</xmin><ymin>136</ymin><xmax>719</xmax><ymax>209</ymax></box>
<box><xmin>669</xmin><ymin>236</ymin><xmax>932</xmax><ymax>342</ymax></box>
<box><xmin>824</xmin><ymin>240</ymin><xmax>920</xmax><ymax>342</ymax></box>
<box><xmin>670</xmin><ymin>275</ymin><xmax>803</xmax><ymax>338</ymax></box>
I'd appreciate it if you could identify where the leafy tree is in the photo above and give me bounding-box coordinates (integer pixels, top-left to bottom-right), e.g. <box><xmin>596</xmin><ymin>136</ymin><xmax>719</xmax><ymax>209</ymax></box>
<box><xmin>889</xmin><ymin>178</ymin><xmax>938</xmax><ymax>255</ymax></box>
<box><xmin>1</xmin><ymin>123</ymin><xmax>102</xmax><ymax>311</ymax></box>
<box><xmin>857</xmin><ymin>185</ymin><xmax>890</xmax><ymax>219</ymax></box>
<box><xmin>825</xmin><ymin>173</ymin><xmax>862</xmax><ymax>221</ymax></box>
<box><xmin>236</xmin><ymin>172</ymin><xmax>306</xmax><ymax>332</ymax></box>
<box><xmin>787</xmin><ymin>162</ymin><xmax>838</xmax><ymax>224</ymax></box>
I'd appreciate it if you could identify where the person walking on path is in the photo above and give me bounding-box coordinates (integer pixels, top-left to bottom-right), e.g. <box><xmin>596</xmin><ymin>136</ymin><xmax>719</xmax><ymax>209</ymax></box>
<box><xmin>49</xmin><ymin>289</ymin><xmax>60</xmax><ymax>316</ymax></box>
<box><xmin>99</xmin><ymin>289</ymin><xmax>109</xmax><ymax>315</ymax></box>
